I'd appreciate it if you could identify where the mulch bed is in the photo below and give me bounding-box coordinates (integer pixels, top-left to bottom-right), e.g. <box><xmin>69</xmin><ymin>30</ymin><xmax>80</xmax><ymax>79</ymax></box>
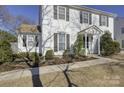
<box><xmin>0</xmin><ymin>56</ymin><xmax>97</xmax><ymax>73</ymax></box>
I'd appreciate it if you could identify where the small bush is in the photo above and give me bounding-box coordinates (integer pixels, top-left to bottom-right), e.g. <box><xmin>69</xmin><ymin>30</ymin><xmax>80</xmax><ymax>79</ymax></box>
<box><xmin>0</xmin><ymin>40</ymin><xmax>13</xmax><ymax>62</ymax></box>
<box><xmin>79</xmin><ymin>48</ymin><xmax>85</xmax><ymax>56</ymax></box>
<box><xmin>113</xmin><ymin>41</ymin><xmax>120</xmax><ymax>53</ymax></box>
<box><xmin>45</xmin><ymin>50</ymin><xmax>54</xmax><ymax>60</ymax></box>
<box><xmin>16</xmin><ymin>52</ymin><xmax>40</xmax><ymax>62</ymax></box>
<box><xmin>63</xmin><ymin>50</ymin><xmax>74</xmax><ymax>62</ymax></box>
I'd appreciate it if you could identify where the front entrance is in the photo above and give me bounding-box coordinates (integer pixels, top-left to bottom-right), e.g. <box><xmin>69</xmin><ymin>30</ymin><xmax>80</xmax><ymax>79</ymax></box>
<box><xmin>83</xmin><ymin>35</ymin><xmax>93</xmax><ymax>54</ymax></box>
<box><xmin>79</xmin><ymin>25</ymin><xmax>103</xmax><ymax>56</ymax></box>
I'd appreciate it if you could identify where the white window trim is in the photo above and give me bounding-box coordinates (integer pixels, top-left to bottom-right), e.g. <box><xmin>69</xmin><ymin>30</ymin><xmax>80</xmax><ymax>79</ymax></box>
<box><xmin>27</xmin><ymin>35</ymin><xmax>35</xmax><ymax>48</ymax></box>
<box><xmin>55</xmin><ymin>32</ymin><xmax>70</xmax><ymax>52</ymax></box>
<box><xmin>82</xmin><ymin>11</ymin><xmax>90</xmax><ymax>24</ymax></box>
<box><xmin>57</xmin><ymin>6</ymin><xmax>66</xmax><ymax>21</ymax></box>
<box><xmin>100</xmin><ymin>15</ymin><xmax>108</xmax><ymax>26</ymax></box>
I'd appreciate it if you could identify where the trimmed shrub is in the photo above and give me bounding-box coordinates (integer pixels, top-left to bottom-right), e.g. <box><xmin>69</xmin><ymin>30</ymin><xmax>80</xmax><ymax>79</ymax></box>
<box><xmin>0</xmin><ymin>40</ymin><xmax>13</xmax><ymax>62</ymax></box>
<box><xmin>79</xmin><ymin>48</ymin><xmax>85</xmax><ymax>56</ymax></box>
<box><xmin>63</xmin><ymin>50</ymin><xmax>72</xmax><ymax>62</ymax></box>
<box><xmin>113</xmin><ymin>41</ymin><xmax>120</xmax><ymax>53</ymax></box>
<box><xmin>100</xmin><ymin>31</ymin><xmax>120</xmax><ymax>56</ymax></box>
<box><xmin>45</xmin><ymin>50</ymin><xmax>54</xmax><ymax>60</ymax></box>
<box><xmin>16</xmin><ymin>52</ymin><xmax>40</xmax><ymax>62</ymax></box>
<box><xmin>73</xmin><ymin>34</ymin><xmax>84</xmax><ymax>56</ymax></box>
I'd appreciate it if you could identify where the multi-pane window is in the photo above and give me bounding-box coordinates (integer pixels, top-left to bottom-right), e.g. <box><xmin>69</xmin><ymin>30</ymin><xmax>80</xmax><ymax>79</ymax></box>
<box><xmin>82</xmin><ymin>12</ymin><xmax>89</xmax><ymax>23</ymax></box>
<box><xmin>80</xmin><ymin>11</ymin><xmax>92</xmax><ymax>24</ymax></box>
<box><xmin>54</xmin><ymin>32</ymin><xmax>70</xmax><ymax>51</ymax></box>
<box><xmin>122</xmin><ymin>40</ymin><xmax>124</xmax><ymax>48</ymax></box>
<box><xmin>121</xmin><ymin>27</ymin><xmax>124</xmax><ymax>34</ymax></box>
<box><xmin>100</xmin><ymin>15</ymin><xmax>108</xmax><ymax>26</ymax></box>
<box><xmin>59</xmin><ymin>32</ymin><xmax>65</xmax><ymax>50</ymax></box>
<box><xmin>59</xmin><ymin>7</ymin><xmax>66</xmax><ymax>20</ymax></box>
<box><xmin>28</xmin><ymin>35</ymin><xmax>34</xmax><ymax>47</ymax></box>
<box><xmin>53</xmin><ymin>6</ymin><xmax>69</xmax><ymax>21</ymax></box>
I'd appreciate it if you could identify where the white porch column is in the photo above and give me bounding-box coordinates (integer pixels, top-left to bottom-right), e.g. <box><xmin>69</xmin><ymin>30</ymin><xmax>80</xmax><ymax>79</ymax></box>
<box><xmin>98</xmin><ymin>34</ymin><xmax>100</xmax><ymax>55</ymax></box>
<box><xmin>89</xmin><ymin>36</ymin><xmax>91</xmax><ymax>54</ymax></box>
<box><xmin>85</xmin><ymin>33</ymin><xmax>87</xmax><ymax>56</ymax></box>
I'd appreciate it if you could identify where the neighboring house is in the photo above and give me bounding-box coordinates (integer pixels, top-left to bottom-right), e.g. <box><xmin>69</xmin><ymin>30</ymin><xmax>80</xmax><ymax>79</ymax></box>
<box><xmin>17</xmin><ymin>5</ymin><xmax>116</xmax><ymax>56</ymax></box>
<box><xmin>114</xmin><ymin>17</ymin><xmax>124</xmax><ymax>51</ymax></box>
<box><xmin>17</xmin><ymin>24</ymin><xmax>40</xmax><ymax>53</ymax></box>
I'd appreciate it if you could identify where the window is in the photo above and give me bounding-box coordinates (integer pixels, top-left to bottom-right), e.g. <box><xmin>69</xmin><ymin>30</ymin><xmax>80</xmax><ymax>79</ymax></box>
<box><xmin>53</xmin><ymin>6</ymin><xmax>69</xmax><ymax>21</ymax></box>
<box><xmin>122</xmin><ymin>40</ymin><xmax>124</xmax><ymax>48</ymax></box>
<box><xmin>59</xmin><ymin>32</ymin><xmax>65</xmax><ymax>50</ymax></box>
<box><xmin>54</xmin><ymin>32</ymin><xmax>70</xmax><ymax>51</ymax></box>
<box><xmin>100</xmin><ymin>15</ymin><xmax>108</xmax><ymax>26</ymax></box>
<box><xmin>59</xmin><ymin>7</ymin><xmax>66</xmax><ymax>20</ymax></box>
<box><xmin>80</xmin><ymin>11</ymin><xmax>92</xmax><ymax>24</ymax></box>
<box><xmin>121</xmin><ymin>27</ymin><xmax>124</xmax><ymax>34</ymax></box>
<box><xmin>28</xmin><ymin>35</ymin><xmax>34</xmax><ymax>47</ymax></box>
<box><xmin>23</xmin><ymin>35</ymin><xmax>26</xmax><ymax>47</ymax></box>
<box><xmin>82</xmin><ymin>12</ymin><xmax>89</xmax><ymax>23</ymax></box>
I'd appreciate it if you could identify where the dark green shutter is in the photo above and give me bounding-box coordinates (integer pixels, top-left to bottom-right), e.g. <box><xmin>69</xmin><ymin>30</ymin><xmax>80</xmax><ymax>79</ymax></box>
<box><xmin>66</xmin><ymin>7</ymin><xmax>69</xmax><ymax>21</ymax></box>
<box><xmin>54</xmin><ymin>6</ymin><xmax>57</xmax><ymax>19</ymax></box>
<box><xmin>35</xmin><ymin>35</ymin><xmax>39</xmax><ymax>47</ymax></box>
<box><xmin>80</xmin><ymin>11</ymin><xmax>82</xmax><ymax>23</ymax></box>
<box><xmin>89</xmin><ymin>13</ymin><xmax>92</xmax><ymax>25</ymax></box>
<box><xmin>66</xmin><ymin>34</ymin><xmax>70</xmax><ymax>50</ymax></box>
<box><xmin>54</xmin><ymin>33</ymin><xmax>58</xmax><ymax>52</ymax></box>
<box><xmin>23</xmin><ymin>35</ymin><xmax>26</xmax><ymax>47</ymax></box>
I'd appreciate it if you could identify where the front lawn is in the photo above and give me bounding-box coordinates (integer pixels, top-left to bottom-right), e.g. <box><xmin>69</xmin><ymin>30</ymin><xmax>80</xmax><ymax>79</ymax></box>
<box><xmin>0</xmin><ymin>61</ymin><xmax>124</xmax><ymax>87</ymax></box>
<box><xmin>0</xmin><ymin>56</ymin><xmax>96</xmax><ymax>73</ymax></box>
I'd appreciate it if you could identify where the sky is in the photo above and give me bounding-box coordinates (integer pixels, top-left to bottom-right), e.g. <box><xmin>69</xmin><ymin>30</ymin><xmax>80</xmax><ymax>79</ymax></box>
<box><xmin>6</xmin><ymin>5</ymin><xmax>39</xmax><ymax>24</ymax></box>
<box><xmin>5</xmin><ymin>5</ymin><xmax>124</xmax><ymax>25</ymax></box>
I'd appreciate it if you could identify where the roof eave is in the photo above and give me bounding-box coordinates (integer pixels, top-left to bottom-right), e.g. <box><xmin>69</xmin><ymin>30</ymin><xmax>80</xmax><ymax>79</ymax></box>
<box><xmin>66</xmin><ymin>5</ymin><xmax>117</xmax><ymax>18</ymax></box>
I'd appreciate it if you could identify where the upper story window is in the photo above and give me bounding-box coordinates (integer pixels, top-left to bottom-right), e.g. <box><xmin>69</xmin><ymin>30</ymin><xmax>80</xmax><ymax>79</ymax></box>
<box><xmin>80</xmin><ymin>11</ymin><xmax>92</xmax><ymax>24</ymax></box>
<box><xmin>121</xmin><ymin>27</ymin><xmax>124</xmax><ymax>34</ymax></box>
<box><xmin>53</xmin><ymin>6</ymin><xmax>69</xmax><ymax>21</ymax></box>
<box><xmin>59</xmin><ymin>6</ymin><xmax>66</xmax><ymax>20</ymax></box>
<box><xmin>99</xmin><ymin>15</ymin><xmax>109</xmax><ymax>27</ymax></box>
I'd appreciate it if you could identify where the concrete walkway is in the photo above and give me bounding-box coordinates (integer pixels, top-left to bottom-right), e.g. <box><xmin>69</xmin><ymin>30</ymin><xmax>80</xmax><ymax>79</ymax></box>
<box><xmin>0</xmin><ymin>57</ymin><xmax>118</xmax><ymax>81</ymax></box>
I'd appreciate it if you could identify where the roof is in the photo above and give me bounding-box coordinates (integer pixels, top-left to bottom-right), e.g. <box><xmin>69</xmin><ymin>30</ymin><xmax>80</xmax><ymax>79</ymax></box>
<box><xmin>79</xmin><ymin>25</ymin><xmax>103</xmax><ymax>34</ymax></box>
<box><xmin>65</xmin><ymin>5</ymin><xmax>117</xmax><ymax>17</ymax></box>
<box><xmin>17</xmin><ymin>24</ymin><xmax>39</xmax><ymax>33</ymax></box>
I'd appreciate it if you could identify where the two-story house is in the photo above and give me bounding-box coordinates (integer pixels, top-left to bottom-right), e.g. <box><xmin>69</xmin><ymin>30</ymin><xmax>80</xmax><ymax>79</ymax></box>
<box><xmin>114</xmin><ymin>17</ymin><xmax>124</xmax><ymax>51</ymax></box>
<box><xmin>17</xmin><ymin>5</ymin><xmax>116</xmax><ymax>56</ymax></box>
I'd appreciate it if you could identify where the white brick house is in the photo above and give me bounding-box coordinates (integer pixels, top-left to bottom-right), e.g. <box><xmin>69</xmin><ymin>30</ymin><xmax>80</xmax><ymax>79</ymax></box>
<box><xmin>17</xmin><ymin>5</ymin><xmax>116</xmax><ymax>56</ymax></box>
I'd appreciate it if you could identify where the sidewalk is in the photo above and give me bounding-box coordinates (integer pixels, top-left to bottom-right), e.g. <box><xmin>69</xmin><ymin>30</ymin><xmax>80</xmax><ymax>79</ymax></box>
<box><xmin>0</xmin><ymin>57</ymin><xmax>118</xmax><ymax>81</ymax></box>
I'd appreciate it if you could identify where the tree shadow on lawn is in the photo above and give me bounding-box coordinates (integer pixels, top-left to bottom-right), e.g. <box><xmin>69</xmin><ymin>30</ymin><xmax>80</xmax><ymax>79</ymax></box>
<box><xmin>62</xmin><ymin>64</ymin><xmax>78</xmax><ymax>87</ymax></box>
<box><xmin>30</xmin><ymin>66</ymin><xmax>43</xmax><ymax>87</ymax></box>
